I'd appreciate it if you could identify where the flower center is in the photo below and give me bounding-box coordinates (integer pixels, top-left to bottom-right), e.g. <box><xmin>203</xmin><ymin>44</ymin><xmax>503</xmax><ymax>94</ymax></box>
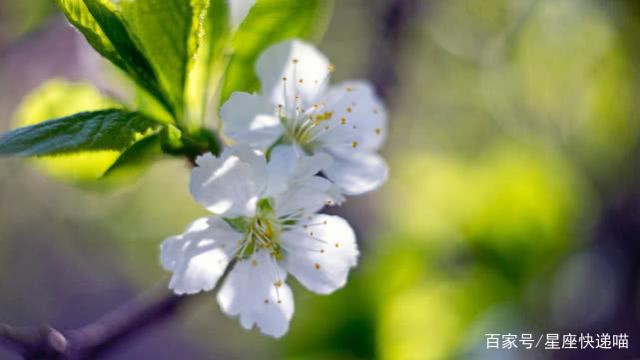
<box><xmin>246</xmin><ymin>214</ymin><xmax>282</xmax><ymax>260</ymax></box>
<box><xmin>275</xmin><ymin>61</ymin><xmax>337</xmax><ymax>152</ymax></box>
<box><xmin>225</xmin><ymin>198</ymin><xmax>285</xmax><ymax>260</ymax></box>
<box><xmin>279</xmin><ymin>107</ymin><xmax>335</xmax><ymax>153</ymax></box>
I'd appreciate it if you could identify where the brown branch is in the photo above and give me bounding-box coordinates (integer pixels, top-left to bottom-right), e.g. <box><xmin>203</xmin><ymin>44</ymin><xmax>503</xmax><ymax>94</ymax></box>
<box><xmin>68</xmin><ymin>292</ymin><xmax>186</xmax><ymax>359</ymax></box>
<box><xmin>368</xmin><ymin>0</ymin><xmax>424</xmax><ymax>102</ymax></box>
<box><xmin>0</xmin><ymin>292</ymin><xmax>188</xmax><ymax>360</ymax></box>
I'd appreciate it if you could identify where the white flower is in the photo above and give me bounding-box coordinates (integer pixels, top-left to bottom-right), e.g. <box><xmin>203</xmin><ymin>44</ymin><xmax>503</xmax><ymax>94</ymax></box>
<box><xmin>161</xmin><ymin>145</ymin><xmax>358</xmax><ymax>338</ymax></box>
<box><xmin>221</xmin><ymin>40</ymin><xmax>389</xmax><ymax>195</ymax></box>
<box><xmin>229</xmin><ymin>0</ymin><xmax>257</xmax><ymax>28</ymax></box>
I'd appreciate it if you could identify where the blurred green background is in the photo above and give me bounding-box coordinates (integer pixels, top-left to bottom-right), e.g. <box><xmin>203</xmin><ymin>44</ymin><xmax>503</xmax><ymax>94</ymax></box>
<box><xmin>2</xmin><ymin>0</ymin><xmax>640</xmax><ymax>359</ymax></box>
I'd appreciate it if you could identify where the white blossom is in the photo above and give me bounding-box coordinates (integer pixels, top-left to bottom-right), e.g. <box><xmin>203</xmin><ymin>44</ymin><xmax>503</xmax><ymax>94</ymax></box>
<box><xmin>161</xmin><ymin>145</ymin><xmax>358</xmax><ymax>338</ymax></box>
<box><xmin>229</xmin><ymin>0</ymin><xmax>257</xmax><ymax>28</ymax></box>
<box><xmin>221</xmin><ymin>40</ymin><xmax>389</xmax><ymax>195</ymax></box>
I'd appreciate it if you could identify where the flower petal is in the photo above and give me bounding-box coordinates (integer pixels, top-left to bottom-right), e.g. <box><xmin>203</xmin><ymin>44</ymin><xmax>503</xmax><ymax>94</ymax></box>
<box><xmin>161</xmin><ymin>217</ymin><xmax>241</xmax><ymax>295</ymax></box>
<box><xmin>323</xmin><ymin>150</ymin><xmax>388</xmax><ymax>195</ymax></box>
<box><xmin>315</xmin><ymin>80</ymin><xmax>387</xmax><ymax>152</ymax></box>
<box><xmin>274</xmin><ymin>176</ymin><xmax>343</xmax><ymax>217</ymax></box>
<box><xmin>221</xmin><ymin>92</ymin><xmax>282</xmax><ymax>150</ymax></box>
<box><xmin>282</xmin><ymin>215</ymin><xmax>358</xmax><ymax>294</ymax></box>
<box><xmin>229</xmin><ymin>0</ymin><xmax>256</xmax><ymax>28</ymax></box>
<box><xmin>217</xmin><ymin>250</ymin><xmax>294</xmax><ymax>338</ymax></box>
<box><xmin>190</xmin><ymin>145</ymin><xmax>267</xmax><ymax>217</ymax></box>
<box><xmin>256</xmin><ymin>40</ymin><xmax>331</xmax><ymax>114</ymax></box>
<box><xmin>265</xmin><ymin>145</ymin><xmax>332</xmax><ymax>197</ymax></box>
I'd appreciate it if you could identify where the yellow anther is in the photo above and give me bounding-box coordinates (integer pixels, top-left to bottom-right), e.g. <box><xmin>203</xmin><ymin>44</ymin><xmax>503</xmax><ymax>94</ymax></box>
<box><xmin>328</xmin><ymin>63</ymin><xmax>336</xmax><ymax>73</ymax></box>
<box><xmin>282</xmin><ymin>76</ymin><xmax>287</xmax><ymax>81</ymax></box>
<box><xmin>347</xmin><ymin>107</ymin><xmax>352</xmax><ymax>113</ymax></box>
<box><xmin>292</xmin><ymin>58</ymin><xmax>299</xmax><ymax>63</ymax></box>
<box><xmin>274</xmin><ymin>280</ymin><xmax>282</xmax><ymax>287</ymax></box>
<box><xmin>335</xmin><ymin>243</ymin><xmax>340</xmax><ymax>248</ymax></box>
<box><xmin>272</xmin><ymin>251</ymin><xmax>283</xmax><ymax>261</ymax></box>
<box><xmin>352</xmin><ymin>141</ymin><xmax>358</xmax><ymax>148</ymax></box>
<box><xmin>341</xmin><ymin>117</ymin><xmax>347</xmax><ymax>125</ymax></box>
<box><xmin>375</xmin><ymin>128</ymin><xmax>382</xmax><ymax>135</ymax></box>
<box><xmin>314</xmin><ymin>263</ymin><xmax>321</xmax><ymax>270</ymax></box>
<box><xmin>251</xmin><ymin>260</ymin><xmax>257</xmax><ymax>267</ymax></box>
<box><xmin>314</xmin><ymin>111</ymin><xmax>334</xmax><ymax>122</ymax></box>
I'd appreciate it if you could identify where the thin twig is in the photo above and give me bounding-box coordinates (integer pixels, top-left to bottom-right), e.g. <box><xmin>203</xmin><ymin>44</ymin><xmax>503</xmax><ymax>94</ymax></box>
<box><xmin>0</xmin><ymin>291</ymin><xmax>186</xmax><ymax>360</ymax></box>
<box><xmin>0</xmin><ymin>259</ymin><xmax>237</xmax><ymax>360</ymax></box>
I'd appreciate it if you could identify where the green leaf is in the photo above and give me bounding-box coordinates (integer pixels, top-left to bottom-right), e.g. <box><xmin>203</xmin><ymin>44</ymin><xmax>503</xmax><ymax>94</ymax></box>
<box><xmin>118</xmin><ymin>0</ymin><xmax>210</xmax><ymax>125</ymax></box>
<box><xmin>54</xmin><ymin>0</ymin><xmax>173</xmax><ymax>116</ymax></box>
<box><xmin>82</xmin><ymin>0</ymin><xmax>174</xmax><ymax>114</ymax></box>
<box><xmin>220</xmin><ymin>0</ymin><xmax>334</xmax><ymax>102</ymax></box>
<box><xmin>53</xmin><ymin>0</ymin><xmax>123</xmax><ymax>69</ymax></box>
<box><xmin>0</xmin><ymin>109</ymin><xmax>160</xmax><ymax>157</ymax></box>
<box><xmin>134</xmin><ymin>84</ymin><xmax>176</xmax><ymax>125</ymax></box>
<box><xmin>102</xmin><ymin>133</ymin><xmax>163</xmax><ymax>179</ymax></box>
<box><xmin>185</xmin><ymin>0</ymin><xmax>231</xmax><ymax>127</ymax></box>
<box><xmin>5</xmin><ymin>80</ymin><xmax>164</xmax><ymax>183</ymax></box>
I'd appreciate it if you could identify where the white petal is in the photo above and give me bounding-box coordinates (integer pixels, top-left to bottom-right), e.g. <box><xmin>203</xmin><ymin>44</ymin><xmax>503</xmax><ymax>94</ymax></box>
<box><xmin>217</xmin><ymin>250</ymin><xmax>294</xmax><ymax>338</ymax></box>
<box><xmin>190</xmin><ymin>145</ymin><xmax>267</xmax><ymax>217</ymax></box>
<box><xmin>265</xmin><ymin>145</ymin><xmax>332</xmax><ymax>196</ymax></box>
<box><xmin>323</xmin><ymin>150</ymin><xmax>388</xmax><ymax>195</ymax></box>
<box><xmin>229</xmin><ymin>0</ymin><xmax>256</xmax><ymax>28</ymax></box>
<box><xmin>221</xmin><ymin>92</ymin><xmax>282</xmax><ymax>150</ymax></box>
<box><xmin>282</xmin><ymin>215</ymin><xmax>358</xmax><ymax>294</ymax></box>
<box><xmin>315</xmin><ymin>80</ymin><xmax>387</xmax><ymax>152</ymax></box>
<box><xmin>161</xmin><ymin>217</ymin><xmax>241</xmax><ymax>295</ymax></box>
<box><xmin>274</xmin><ymin>176</ymin><xmax>343</xmax><ymax>217</ymax></box>
<box><xmin>256</xmin><ymin>40</ymin><xmax>331</xmax><ymax>115</ymax></box>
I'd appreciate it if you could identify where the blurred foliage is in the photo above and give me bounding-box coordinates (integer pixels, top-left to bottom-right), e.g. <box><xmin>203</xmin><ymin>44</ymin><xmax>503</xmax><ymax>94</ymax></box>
<box><xmin>388</xmin><ymin>142</ymin><xmax>588</xmax><ymax>280</ymax></box>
